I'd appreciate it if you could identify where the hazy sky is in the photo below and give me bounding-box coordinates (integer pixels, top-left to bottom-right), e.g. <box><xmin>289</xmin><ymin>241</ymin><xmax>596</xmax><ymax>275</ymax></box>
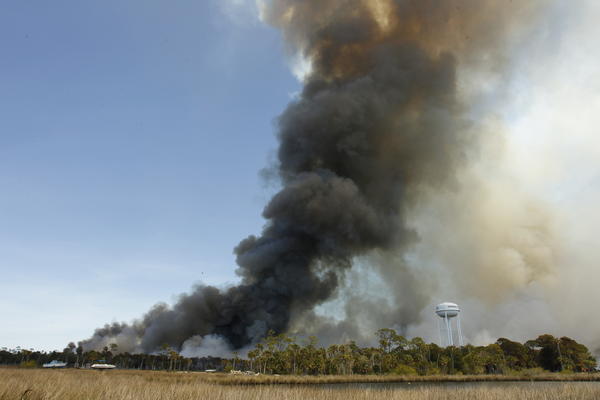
<box><xmin>0</xmin><ymin>0</ymin><xmax>297</xmax><ymax>351</ymax></box>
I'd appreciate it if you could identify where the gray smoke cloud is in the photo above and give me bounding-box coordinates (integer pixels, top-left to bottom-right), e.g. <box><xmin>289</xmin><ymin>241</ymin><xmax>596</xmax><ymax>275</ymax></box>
<box><xmin>80</xmin><ymin>0</ymin><xmax>553</xmax><ymax>353</ymax></box>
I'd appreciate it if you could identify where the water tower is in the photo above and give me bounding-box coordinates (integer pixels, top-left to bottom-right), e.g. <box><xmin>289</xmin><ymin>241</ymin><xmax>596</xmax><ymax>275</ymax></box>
<box><xmin>435</xmin><ymin>302</ymin><xmax>463</xmax><ymax>347</ymax></box>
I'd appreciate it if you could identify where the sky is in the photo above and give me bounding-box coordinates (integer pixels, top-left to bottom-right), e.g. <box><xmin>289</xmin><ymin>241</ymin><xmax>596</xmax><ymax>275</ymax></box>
<box><xmin>2</xmin><ymin>0</ymin><xmax>600</xmax><ymax>353</ymax></box>
<box><xmin>0</xmin><ymin>0</ymin><xmax>297</xmax><ymax>351</ymax></box>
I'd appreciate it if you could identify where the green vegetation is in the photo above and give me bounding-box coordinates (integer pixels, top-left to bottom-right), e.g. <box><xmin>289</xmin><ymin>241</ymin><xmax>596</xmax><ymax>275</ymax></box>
<box><xmin>1</xmin><ymin>330</ymin><xmax>596</xmax><ymax>376</ymax></box>
<box><xmin>239</xmin><ymin>330</ymin><xmax>596</xmax><ymax>375</ymax></box>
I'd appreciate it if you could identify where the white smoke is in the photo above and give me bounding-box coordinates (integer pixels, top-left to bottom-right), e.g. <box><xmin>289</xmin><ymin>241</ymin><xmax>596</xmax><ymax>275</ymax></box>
<box><xmin>403</xmin><ymin>0</ymin><xmax>600</xmax><ymax>349</ymax></box>
<box><xmin>180</xmin><ymin>334</ymin><xmax>233</xmax><ymax>358</ymax></box>
<box><xmin>289</xmin><ymin>0</ymin><xmax>600</xmax><ymax>352</ymax></box>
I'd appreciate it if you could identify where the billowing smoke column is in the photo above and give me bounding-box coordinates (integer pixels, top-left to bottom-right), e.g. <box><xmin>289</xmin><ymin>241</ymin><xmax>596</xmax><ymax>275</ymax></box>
<box><xmin>81</xmin><ymin>0</ymin><xmax>543</xmax><ymax>353</ymax></box>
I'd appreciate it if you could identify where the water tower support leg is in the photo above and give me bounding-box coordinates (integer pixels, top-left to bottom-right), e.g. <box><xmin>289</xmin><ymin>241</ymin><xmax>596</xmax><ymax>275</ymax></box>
<box><xmin>457</xmin><ymin>315</ymin><xmax>463</xmax><ymax>346</ymax></box>
<box><xmin>448</xmin><ymin>316</ymin><xmax>454</xmax><ymax>346</ymax></box>
<box><xmin>445</xmin><ymin>313</ymin><xmax>452</xmax><ymax>347</ymax></box>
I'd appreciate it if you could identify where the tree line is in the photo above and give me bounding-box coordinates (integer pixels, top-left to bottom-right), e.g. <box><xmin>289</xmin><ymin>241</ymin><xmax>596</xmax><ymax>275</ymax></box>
<box><xmin>0</xmin><ymin>343</ymin><xmax>223</xmax><ymax>372</ymax></box>
<box><xmin>241</xmin><ymin>330</ymin><xmax>596</xmax><ymax>375</ymax></box>
<box><xmin>1</xmin><ymin>330</ymin><xmax>596</xmax><ymax>375</ymax></box>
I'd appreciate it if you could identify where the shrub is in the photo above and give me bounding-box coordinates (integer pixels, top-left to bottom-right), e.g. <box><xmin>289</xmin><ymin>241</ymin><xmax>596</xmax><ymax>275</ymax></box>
<box><xmin>393</xmin><ymin>365</ymin><xmax>418</xmax><ymax>375</ymax></box>
<box><xmin>19</xmin><ymin>360</ymin><xmax>36</xmax><ymax>369</ymax></box>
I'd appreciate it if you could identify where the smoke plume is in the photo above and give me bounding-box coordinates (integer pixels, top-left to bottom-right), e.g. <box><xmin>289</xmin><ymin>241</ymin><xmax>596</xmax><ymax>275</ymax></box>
<box><xmin>81</xmin><ymin>0</ymin><xmax>553</xmax><ymax>353</ymax></box>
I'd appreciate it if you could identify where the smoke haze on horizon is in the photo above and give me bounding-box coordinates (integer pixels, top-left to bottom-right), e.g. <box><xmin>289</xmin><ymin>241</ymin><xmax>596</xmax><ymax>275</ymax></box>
<box><xmin>80</xmin><ymin>0</ymin><xmax>600</xmax><ymax>356</ymax></box>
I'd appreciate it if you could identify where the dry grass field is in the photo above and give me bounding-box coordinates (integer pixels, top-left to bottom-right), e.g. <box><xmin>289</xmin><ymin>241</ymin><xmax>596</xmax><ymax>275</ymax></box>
<box><xmin>2</xmin><ymin>368</ymin><xmax>600</xmax><ymax>400</ymax></box>
<box><xmin>205</xmin><ymin>371</ymin><xmax>600</xmax><ymax>385</ymax></box>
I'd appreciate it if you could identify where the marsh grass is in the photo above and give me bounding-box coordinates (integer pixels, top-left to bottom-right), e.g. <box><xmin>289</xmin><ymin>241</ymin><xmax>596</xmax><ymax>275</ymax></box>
<box><xmin>1</xmin><ymin>368</ymin><xmax>600</xmax><ymax>400</ymax></box>
<box><xmin>206</xmin><ymin>371</ymin><xmax>600</xmax><ymax>385</ymax></box>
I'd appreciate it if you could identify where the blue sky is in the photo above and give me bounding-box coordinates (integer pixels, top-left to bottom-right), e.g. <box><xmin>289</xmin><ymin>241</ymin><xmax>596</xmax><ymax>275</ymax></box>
<box><xmin>4</xmin><ymin>0</ymin><xmax>600</xmax><ymax>353</ymax></box>
<box><xmin>0</xmin><ymin>0</ymin><xmax>298</xmax><ymax>351</ymax></box>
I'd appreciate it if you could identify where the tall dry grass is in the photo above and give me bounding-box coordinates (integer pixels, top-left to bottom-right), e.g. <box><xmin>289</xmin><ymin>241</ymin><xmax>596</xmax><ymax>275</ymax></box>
<box><xmin>205</xmin><ymin>371</ymin><xmax>600</xmax><ymax>385</ymax></box>
<box><xmin>1</xmin><ymin>369</ymin><xmax>600</xmax><ymax>400</ymax></box>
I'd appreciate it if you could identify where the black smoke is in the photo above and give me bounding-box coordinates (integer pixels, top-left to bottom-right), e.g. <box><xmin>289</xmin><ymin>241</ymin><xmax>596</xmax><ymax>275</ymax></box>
<box><xmin>81</xmin><ymin>0</ymin><xmax>541</xmax><ymax>352</ymax></box>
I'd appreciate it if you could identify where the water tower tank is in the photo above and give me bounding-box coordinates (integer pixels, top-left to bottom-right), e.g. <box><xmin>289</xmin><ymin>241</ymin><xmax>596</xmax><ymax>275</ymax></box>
<box><xmin>435</xmin><ymin>302</ymin><xmax>459</xmax><ymax>318</ymax></box>
<box><xmin>435</xmin><ymin>302</ymin><xmax>463</xmax><ymax>347</ymax></box>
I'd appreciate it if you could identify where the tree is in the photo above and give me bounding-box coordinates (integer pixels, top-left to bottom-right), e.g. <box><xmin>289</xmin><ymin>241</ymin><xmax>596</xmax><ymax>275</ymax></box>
<box><xmin>232</xmin><ymin>351</ymin><xmax>240</xmax><ymax>371</ymax></box>
<box><xmin>160</xmin><ymin>343</ymin><xmax>172</xmax><ymax>370</ymax></box>
<box><xmin>247</xmin><ymin>349</ymin><xmax>258</xmax><ymax>372</ymax></box>
<box><xmin>497</xmin><ymin>338</ymin><xmax>535</xmax><ymax>370</ymax></box>
<box><xmin>76</xmin><ymin>345</ymin><xmax>83</xmax><ymax>368</ymax></box>
<box><xmin>376</xmin><ymin>328</ymin><xmax>397</xmax><ymax>354</ymax></box>
<box><xmin>556</xmin><ymin>337</ymin><xmax>596</xmax><ymax>372</ymax></box>
<box><xmin>109</xmin><ymin>343</ymin><xmax>118</xmax><ymax>354</ymax></box>
<box><xmin>530</xmin><ymin>334</ymin><xmax>562</xmax><ymax>372</ymax></box>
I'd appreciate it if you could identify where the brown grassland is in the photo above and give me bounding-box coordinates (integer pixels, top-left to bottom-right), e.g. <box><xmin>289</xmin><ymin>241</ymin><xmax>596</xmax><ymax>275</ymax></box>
<box><xmin>2</xmin><ymin>368</ymin><xmax>600</xmax><ymax>400</ymax></box>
